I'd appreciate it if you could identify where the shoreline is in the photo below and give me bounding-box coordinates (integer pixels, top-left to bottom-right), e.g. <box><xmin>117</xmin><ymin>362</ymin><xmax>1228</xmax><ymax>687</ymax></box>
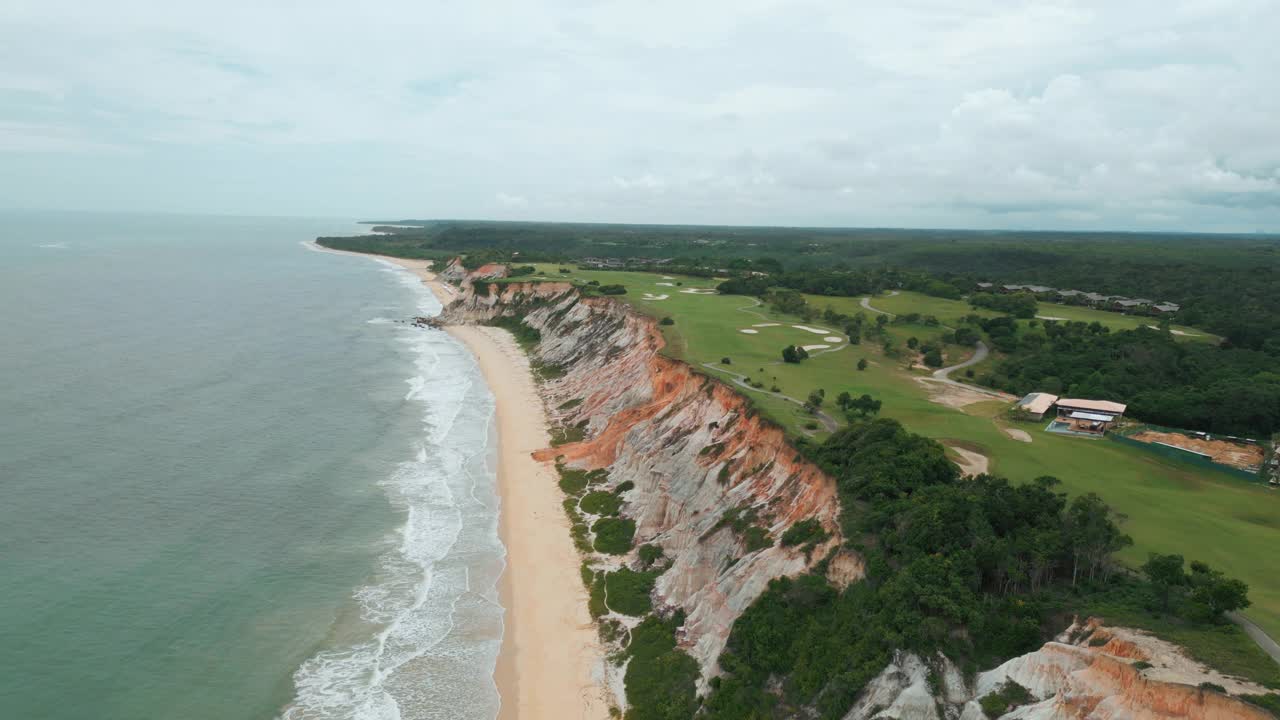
<box><xmin>322</xmin><ymin>243</ymin><xmax>606</xmax><ymax>720</ymax></box>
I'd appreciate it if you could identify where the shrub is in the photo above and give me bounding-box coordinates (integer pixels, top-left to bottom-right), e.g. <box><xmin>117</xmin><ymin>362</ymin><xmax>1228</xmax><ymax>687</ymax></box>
<box><xmin>660</xmin><ymin>317</ymin><xmax>674</xmax><ymax>326</ymax></box>
<box><xmin>604</xmin><ymin>568</ymin><xmax>659</xmax><ymax>616</ymax></box>
<box><xmin>781</xmin><ymin>518</ymin><xmax>828</xmax><ymax>548</ymax></box>
<box><xmin>558</xmin><ymin>466</ymin><xmax>590</xmax><ymax>495</ymax></box>
<box><xmin>1199</xmin><ymin>682</ymin><xmax>1226</xmax><ymax>693</ymax></box>
<box><xmin>742</xmin><ymin>526</ymin><xmax>774</xmax><ymax>552</ymax></box>
<box><xmin>638</xmin><ymin>543</ymin><xmax>665</xmax><ymax>568</ymax></box>
<box><xmin>580</xmin><ymin>491</ymin><xmax>623</xmax><ymax>516</ymax></box>
<box><xmin>1132</xmin><ymin>660</ymin><xmax>1153</xmax><ymax>670</ymax></box>
<box><xmin>980</xmin><ymin>681</ymin><xmax>1032</xmax><ymax>717</ymax></box>
<box><xmin>550</xmin><ymin>424</ymin><xmax>586</xmax><ymax>446</ymax></box>
<box><xmin>484</xmin><ymin>315</ymin><xmax>541</xmax><ymax>350</ymax></box>
<box><xmin>721</xmin><ymin>357</ymin><xmax>731</xmax><ymax>364</ymax></box>
<box><xmin>614</xmin><ymin>480</ymin><xmax>636</xmax><ymax>494</ymax></box>
<box><xmin>558</xmin><ymin>398</ymin><xmax>584</xmax><ymax>410</ymax></box>
<box><xmin>592</xmin><ymin>518</ymin><xmax>636</xmax><ymax>555</ymax></box>
<box><xmin>624</xmin><ymin>615</ymin><xmax>699</xmax><ymax>720</ymax></box>
<box><xmin>599</xmin><ymin>284</ymin><xmax>627</xmax><ymax>295</ymax></box>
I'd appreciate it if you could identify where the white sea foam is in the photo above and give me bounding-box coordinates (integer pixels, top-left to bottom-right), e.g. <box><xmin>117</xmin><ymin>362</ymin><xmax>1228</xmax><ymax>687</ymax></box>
<box><xmin>284</xmin><ymin>264</ymin><xmax>504</xmax><ymax>720</ymax></box>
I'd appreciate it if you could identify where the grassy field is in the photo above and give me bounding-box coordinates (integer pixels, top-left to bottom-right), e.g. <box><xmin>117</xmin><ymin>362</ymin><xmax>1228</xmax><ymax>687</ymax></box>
<box><xmin>850</xmin><ymin>290</ymin><xmax>1217</xmax><ymax>342</ymax></box>
<box><xmin>514</xmin><ymin>263</ymin><xmax>1280</xmax><ymax>642</ymax></box>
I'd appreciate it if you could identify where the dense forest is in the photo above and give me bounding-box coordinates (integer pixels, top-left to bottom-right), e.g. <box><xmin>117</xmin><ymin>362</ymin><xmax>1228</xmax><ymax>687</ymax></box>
<box><xmin>984</xmin><ymin>322</ymin><xmax>1280</xmax><ymax>437</ymax></box>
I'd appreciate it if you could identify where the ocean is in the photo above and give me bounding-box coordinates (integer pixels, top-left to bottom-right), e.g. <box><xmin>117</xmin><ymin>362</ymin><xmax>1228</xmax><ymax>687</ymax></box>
<box><xmin>0</xmin><ymin>212</ymin><xmax>504</xmax><ymax>720</ymax></box>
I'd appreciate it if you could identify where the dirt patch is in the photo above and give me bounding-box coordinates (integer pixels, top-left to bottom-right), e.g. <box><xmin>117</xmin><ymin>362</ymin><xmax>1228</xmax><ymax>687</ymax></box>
<box><xmin>943</xmin><ymin>442</ymin><xmax>990</xmax><ymax>476</ymax></box>
<box><xmin>1130</xmin><ymin>430</ymin><xmax>1264</xmax><ymax>470</ymax></box>
<box><xmin>916</xmin><ymin>377</ymin><xmax>1011</xmax><ymax>410</ymax></box>
<box><xmin>1004</xmin><ymin>428</ymin><xmax>1032</xmax><ymax>443</ymax></box>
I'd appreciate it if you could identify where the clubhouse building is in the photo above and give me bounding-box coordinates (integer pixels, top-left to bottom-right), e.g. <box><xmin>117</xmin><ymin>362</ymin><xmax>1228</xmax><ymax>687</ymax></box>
<box><xmin>1014</xmin><ymin>393</ymin><xmax>1128</xmax><ymax>435</ymax></box>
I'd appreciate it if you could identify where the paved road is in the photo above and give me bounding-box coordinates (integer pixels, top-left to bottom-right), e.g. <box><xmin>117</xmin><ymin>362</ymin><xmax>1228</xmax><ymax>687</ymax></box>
<box><xmin>933</xmin><ymin>340</ymin><xmax>989</xmax><ymax>381</ymax></box>
<box><xmin>700</xmin><ymin>362</ymin><xmax>839</xmax><ymax>433</ymax></box>
<box><xmin>1230</xmin><ymin>611</ymin><xmax>1280</xmax><ymax>665</ymax></box>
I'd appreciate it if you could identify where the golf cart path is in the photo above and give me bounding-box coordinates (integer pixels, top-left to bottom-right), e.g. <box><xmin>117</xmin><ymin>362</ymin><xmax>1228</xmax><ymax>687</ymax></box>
<box><xmin>1230</xmin><ymin>612</ymin><xmax>1280</xmax><ymax>665</ymax></box>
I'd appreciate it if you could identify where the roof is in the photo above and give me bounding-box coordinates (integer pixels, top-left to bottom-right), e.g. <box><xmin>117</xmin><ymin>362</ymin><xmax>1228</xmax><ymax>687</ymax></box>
<box><xmin>1069</xmin><ymin>411</ymin><xmax>1117</xmax><ymax>422</ymax></box>
<box><xmin>1016</xmin><ymin>392</ymin><xmax>1059</xmax><ymax>415</ymax></box>
<box><xmin>1002</xmin><ymin>284</ymin><xmax>1025</xmax><ymax>290</ymax></box>
<box><xmin>1115</xmin><ymin>299</ymin><xmax>1146</xmax><ymax>307</ymax></box>
<box><xmin>1058</xmin><ymin>398</ymin><xmax>1127</xmax><ymax>414</ymax></box>
<box><xmin>1057</xmin><ymin>289</ymin><xmax>1083</xmax><ymax>296</ymax></box>
<box><xmin>1153</xmin><ymin>302</ymin><xmax>1180</xmax><ymax>312</ymax></box>
<box><xmin>1025</xmin><ymin>285</ymin><xmax>1054</xmax><ymax>293</ymax></box>
<box><xmin>977</xmin><ymin>282</ymin><xmax>994</xmax><ymax>288</ymax></box>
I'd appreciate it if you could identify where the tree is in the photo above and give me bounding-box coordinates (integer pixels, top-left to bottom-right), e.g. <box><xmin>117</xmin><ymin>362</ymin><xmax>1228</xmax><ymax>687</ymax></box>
<box><xmin>923</xmin><ymin>349</ymin><xmax>944</xmax><ymax>368</ymax></box>
<box><xmin>1187</xmin><ymin>561</ymin><xmax>1251</xmax><ymax>621</ymax></box>
<box><xmin>857</xmin><ymin>358</ymin><xmax>868</xmax><ymax>371</ymax></box>
<box><xmin>836</xmin><ymin>391</ymin><xmax>853</xmax><ymax>410</ymax></box>
<box><xmin>783</xmin><ymin>345</ymin><xmax>810</xmax><ymax>363</ymax></box>
<box><xmin>907</xmin><ymin>336</ymin><xmax>919</xmax><ymax>350</ymax></box>
<box><xmin>846</xmin><ymin>394</ymin><xmax>882</xmax><ymax>418</ymax></box>
<box><xmin>875</xmin><ymin>314</ymin><xmax>889</xmax><ymax>327</ymax></box>
<box><xmin>806</xmin><ymin>390</ymin><xmax>825</xmax><ymax>413</ymax></box>
<box><xmin>1066</xmin><ymin>493</ymin><xmax>1132</xmax><ymax>585</ymax></box>
<box><xmin>1142</xmin><ymin>553</ymin><xmax>1187</xmax><ymax>612</ymax></box>
<box><xmin>660</xmin><ymin>316</ymin><xmax>674</xmax><ymax>326</ymax></box>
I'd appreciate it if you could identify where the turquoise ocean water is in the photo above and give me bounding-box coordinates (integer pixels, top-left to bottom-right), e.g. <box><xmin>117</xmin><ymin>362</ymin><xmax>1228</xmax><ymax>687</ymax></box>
<box><xmin>0</xmin><ymin>212</ymin><xmax>504</xmax><ymax>719</ymax></box>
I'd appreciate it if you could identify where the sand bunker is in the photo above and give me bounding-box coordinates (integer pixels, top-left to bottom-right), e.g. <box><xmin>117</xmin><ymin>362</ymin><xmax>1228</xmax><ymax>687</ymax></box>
<box><xmin>801</xmin><ymin>344</ymin><xmax>830</xmax><ymax>351</ymax></box>
<box><xmin>752</xmin><ymin>323</ymin><xmax>780</xmax><ymax>327</ymax></box>
<box><xmin>655</xmin><ymin>282</ymin><xmax>675</xmax><ymax>287</ymax></box>
<box><xmin>1147</xmin><ymin>325</ymin><xmax>1201</xmax><ymax>337</ymax></box>
<box><xmin>944</xmin><ymin>443</ymin><xmax>990</xmax><ymax>476</ymax></box>
<box><xmin>661</xmin><ymin>276</ymin><xmax>675</xmax><ymax>280</ymax></box>
<box><xmin>1037</xmin><ymin>315</ymin><xmax>1068</xmax><ymax>321</ymax></box>
<box><xmin>739</xmin><ymin>328</ymin><xmax>759</xmax><ymax>334</ymax></box>
<box><xmin>1004</xmin><ymin>428</ymin><xmax>1032</xmax><ymax>443</ymax></box>
<box><xmin>679</xmin><ymin>288</ymin><xmax>717</xmax><ymax>295</ymax></box>
<box><xmin>641</xmin><ymin>293</ymin><xmax>669</xmax><ymax>300</ymax></box>
<box><xmin>823</xmin><ymin>336</ymin><xmax>842</xmax><ymax>342</ymax></box>
<box><xmin>792</xmin><ymin>325</ymin><xmax>831</xmax><ymax>334</ymax></box>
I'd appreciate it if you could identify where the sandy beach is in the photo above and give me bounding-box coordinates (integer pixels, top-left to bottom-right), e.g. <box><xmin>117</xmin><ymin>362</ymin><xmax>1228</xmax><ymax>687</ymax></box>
<box><xmin>338</xmin><ymin>249</ymin><xmax>607</xmax><ymax>720</ymax></box>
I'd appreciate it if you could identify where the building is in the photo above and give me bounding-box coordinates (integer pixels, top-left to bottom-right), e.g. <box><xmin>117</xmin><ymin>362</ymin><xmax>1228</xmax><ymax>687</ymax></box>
<box><xmin>1113</xmin><ymin>298</ymin><xmax>1150</xmax><ymax>312</ymax></box>
<box><xmin>1000</xmin><ymin>284</ymin><xmax>1026</xmax><ymax>292</ymax></box>
<box><xmin>1024</xmin><ymin>285</ymin><xmax>1055</xmax><ymax>294</ymax></box>
<box><xmin>1152</xmin><ymin>302</ymin><xmax>1181</xmax><ymax>313</ymax></box>
<box><xmin>1054</xmin><ymin>398</ymin><xmax>1127</xmax><ymax>435</ymax></box>
<box><xmin>1056</xmin><ymin>289</ymin><xmax>1084</xmax><ymax>299</ymax></box>
<box><xmin>1083</xmin><ymin>292</ymin><xmax>1110</xmax><ymax>306</ymax></box>
<box><xmin>1015</xmin><ymin>392</ymin><xmax>1059</xmax><ymax>420</ymax></box>
<box><xmin>976</xmin><ymin>282</ymin><xmax>994</xmax><ymax>290</ymax></box>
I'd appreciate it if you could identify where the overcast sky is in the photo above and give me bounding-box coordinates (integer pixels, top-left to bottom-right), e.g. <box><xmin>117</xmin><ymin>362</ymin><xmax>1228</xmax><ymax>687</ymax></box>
<box><xmin>2</xmin><ymin>1</ymin><xmax>1277</xmax><ymax>231</ymax></box>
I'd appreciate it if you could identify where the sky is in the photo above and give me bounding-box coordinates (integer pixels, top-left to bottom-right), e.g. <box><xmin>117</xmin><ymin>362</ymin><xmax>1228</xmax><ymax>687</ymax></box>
<box><xmin>1</xmin><ymin>1</ymin><xmax>1278</xmax><ymax>231</ymax></box>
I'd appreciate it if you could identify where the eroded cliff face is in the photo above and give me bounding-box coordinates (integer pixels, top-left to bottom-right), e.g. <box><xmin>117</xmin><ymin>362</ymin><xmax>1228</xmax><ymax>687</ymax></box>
<box><xmin>844</xmin><ymin>618</ymin><xmax>1272</xmax><ymax>720</ymax></box>
<box><xmin>437</xmin><ymin>280</ymin><xmax>846</xmax><ymax>678</ymax></box>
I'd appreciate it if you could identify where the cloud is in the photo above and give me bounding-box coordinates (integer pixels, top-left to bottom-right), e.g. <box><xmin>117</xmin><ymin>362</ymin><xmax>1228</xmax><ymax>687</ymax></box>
<box><xmin>0</xmin><ymin>0</ymin><xmax>1276</xmax><ymax>231</ymax></box>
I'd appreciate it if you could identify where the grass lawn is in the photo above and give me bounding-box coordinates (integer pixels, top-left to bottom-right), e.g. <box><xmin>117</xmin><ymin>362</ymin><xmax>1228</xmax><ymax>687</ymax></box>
<box><xmin>857</xmin><ymin>291</ymin><xmax>1216</xmax><ymax>342</ymax></box>
<box><xmin>514</xmin><ymin>264</ymin><xmax>1280</xmax><ymax>644</ymax></box>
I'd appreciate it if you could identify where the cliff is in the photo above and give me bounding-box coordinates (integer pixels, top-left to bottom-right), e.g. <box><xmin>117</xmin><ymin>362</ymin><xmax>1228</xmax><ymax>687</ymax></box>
<box><xmin>436</xmin><ymin>280</ymin><xmax>847</xmax><ymax>679</ymax></box>
<box><xmin>843</xmin><ymin>618</ymin><xmax>1273</xmax><ymax>720</ymax></box>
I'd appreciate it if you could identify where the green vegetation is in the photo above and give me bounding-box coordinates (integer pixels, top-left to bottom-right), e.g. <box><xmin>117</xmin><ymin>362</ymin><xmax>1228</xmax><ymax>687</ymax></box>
<box><xmin>970</xmin><ymin>292</ymin><xmax>1037</xmax><ymax>318</ymax></box>
<box><xmin>550</xmin><ymin>423</ymin><xmax>587</xmax><ymax>446</ymax></box>
<box><xmin>557</xmin><ymin>397</ymin><xmax>584</xmax><ymax>410</ymax></box>
<box><xmin>980</xmin><ymin>681</ymin><xmax>1033</xmax><ymax>717</ymax></box>
<box><xmin>592</xmin><ymin>517</ymin><xmax>636</xmax><ymax>555</ymax></box>
<box><xmin>580</xmin><ymin>490</ymin><xmax>623</xmax><ymax>516</ymax></box>
<box><xmin>484</xmin><ymin>314</ymin><xmax>541</xmax><ymax>350</ymax></box>
<box><xmin>638</xmin><ymin>543</ymin><xmax>665</xmax><ymax>569</ymax></box>
<box><xmin>780</xmin><ymin>518</ymin><xmax>827</xmax><ymax>548</ymax></box>
<box><xmin>604</xmin><ymin>568</ymin><xmax>659</xmax><ymax>616</ymax></box>
<box><xmin>703</xmin><ymin>419</ymin><xmax>1264</xmax><ymax>718</ymax></box>
<box><xmin>624</xmin><ymin>614</ymin><xmax>700</xmax><ymax>720</ymax></box>
<box><xmin>709</xmin><ymin>506</ymin><xmax>774</xmax><ymax>552</ymax></box>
